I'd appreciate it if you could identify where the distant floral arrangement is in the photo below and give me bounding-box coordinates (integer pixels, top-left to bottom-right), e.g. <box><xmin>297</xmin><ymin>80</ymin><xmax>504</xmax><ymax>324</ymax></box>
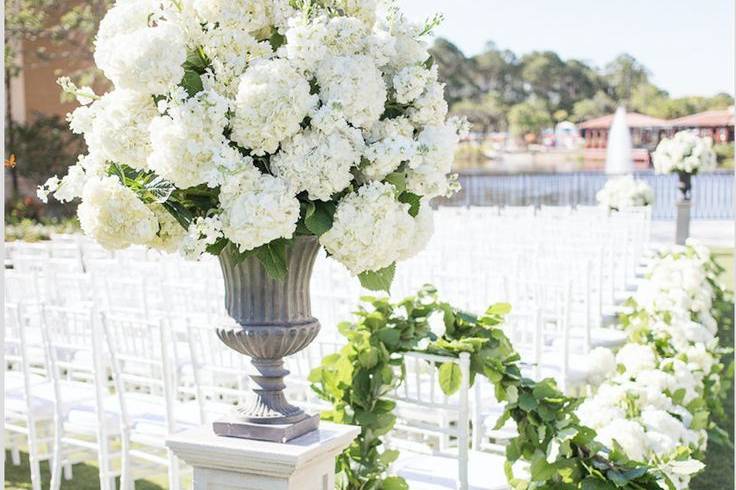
<box><xmin>652</xmin><ymin>131</ymin><xmax>716</xmax><ymax>175</ymax></box>
<box><xmin>596</xmin><ymin>175</ymin><xmax>654</xmax><ymax>211</ymax></box>
<box><xmin>39</xmin><ymin>0</ymin><xmax>466</xmax><ymax>289</ymax></box>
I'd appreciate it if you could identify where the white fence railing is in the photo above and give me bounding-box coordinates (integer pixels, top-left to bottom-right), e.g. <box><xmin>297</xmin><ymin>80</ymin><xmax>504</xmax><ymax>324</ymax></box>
<box><xmin>438</xmin><ymin>170</ymin><xmax>734</xmax><ymax>220</ymax></box>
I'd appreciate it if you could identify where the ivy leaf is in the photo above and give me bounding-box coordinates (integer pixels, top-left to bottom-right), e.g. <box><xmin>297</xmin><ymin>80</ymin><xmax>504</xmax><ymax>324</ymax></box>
<box><xmin>359</xmin><ymin>263</ymin><xmax>395</xmax><ymax>292</ymax></box>
<box><xmin>206</xmin><ymin>238</ymin><xmax>230</xmax><ymax>256</ymax></box>
<box><xmin>385</xmin><ymin>171</ymin><xmax>407</xmax><ymax>194</ymax></box>
<box><xmin>304</xmin><ymin>201</ymin><xmax>336</xmax><ymax>236</ymax></box>
<box><xmin>438</xmin><ymin>362</ymin><xmax>462</xmax><ymax>395</ymax></box>
<box><xmin>381</xmin><ymin>476</ymin><xmax>409</xmax><ymax>490</ymax></box>
<box><xmin>253</xmin><ymin>239</ymin><xmax>289</xmax><ymax>281</ymax></box>
<box><xmin>181</xmin><ymin>70</ymin><xmax>203</xmax><ymax>97</ymax></box>
<box><xmin>380</xmin><ymin>449</ymin><xmax>400</xmax><ymax>465</ymax></box>
<box><xmin>398</xmin><ymin>192</ymin><xmax>421</xmax><ymax>217</ymax></box>
<box><xmin>144</xmin><ymin>175</ymin><xmax>175</xmax><ymax>203</ymax></box>
<box><xmin>487</xmin><ymin>303</ymin><xmax>512</xmax><ymax>316</ymax></box>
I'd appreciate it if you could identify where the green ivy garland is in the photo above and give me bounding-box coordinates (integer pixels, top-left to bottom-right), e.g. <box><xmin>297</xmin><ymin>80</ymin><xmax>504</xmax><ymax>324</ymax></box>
<box><xmin>310</xmin><ymin>286</ymin><xmax>671</xmax><ymax>490</ymax></box>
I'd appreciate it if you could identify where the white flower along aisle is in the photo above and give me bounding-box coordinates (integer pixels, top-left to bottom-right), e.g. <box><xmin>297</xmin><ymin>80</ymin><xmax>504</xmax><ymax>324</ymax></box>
<box><xmin>40</xmin><ymin>0</ymin><xmax>462</xmax><ymax>288</ymax></box>
<box><xmin>575</xmin><ymin>240</ymin><xmax>731</xmax><ymax>489</ymax></box>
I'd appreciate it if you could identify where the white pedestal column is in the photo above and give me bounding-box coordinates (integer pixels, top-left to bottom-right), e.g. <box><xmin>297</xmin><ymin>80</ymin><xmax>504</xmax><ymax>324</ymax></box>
<box><xmin>166</xmin><ymin>422</ymin><xmax>359</xmax><ymax>490</ymax></box>
<box><xmin>675</xmin><ymin>200</ymin><xmax>691</xmax><ymax>245</ymax></box>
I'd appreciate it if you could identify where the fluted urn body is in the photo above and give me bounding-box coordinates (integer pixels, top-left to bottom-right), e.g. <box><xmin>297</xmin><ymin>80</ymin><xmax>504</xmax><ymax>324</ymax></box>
<box><xmin>213</xmin><ymin>236</ymin><xmax>321</xmax><ymax>442</ymax></box>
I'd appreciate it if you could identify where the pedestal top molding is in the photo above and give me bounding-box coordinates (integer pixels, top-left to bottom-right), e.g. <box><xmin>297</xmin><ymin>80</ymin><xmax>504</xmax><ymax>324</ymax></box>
<box><xmin>166</xmin><ymin>423</ymin><xmax>360</xmax><ymax>478</ymax></box>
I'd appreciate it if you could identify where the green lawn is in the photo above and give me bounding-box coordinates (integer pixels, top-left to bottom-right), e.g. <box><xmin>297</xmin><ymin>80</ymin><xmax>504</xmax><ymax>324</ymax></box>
<box><xmin>4</xmin><ymin>452</ymin><xmax>166</xmax><ymax>489</ymax></box>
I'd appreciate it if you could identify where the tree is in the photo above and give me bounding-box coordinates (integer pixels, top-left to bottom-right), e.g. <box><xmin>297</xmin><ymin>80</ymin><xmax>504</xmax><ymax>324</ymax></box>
<box><xmin>604</xmin><ymin>53</ymin><xmax>650</xmax><ymax>101</ymax></box>
<box><xmin>451</xmin><ymin>92</ymin><xmax>508</xmax><ymax>134</ymax></box>
<box><xmin>508</xmin><ymin>98</ymin><xmax>552</xmax><ymax>137</ymax></box>
<box><xmin>4</xmin><ymin>0</ymin><xmax>110</xmax><ymax>199</ymax></box>
<box><xmin>571</xmin><ymin>91</ymin><xmax>617</xmax><ymax>122</ymax></box>
<box><xmin>429</xmin><ymin>38</ymin><xmax>478</xmax><ymax>104</ymax></box>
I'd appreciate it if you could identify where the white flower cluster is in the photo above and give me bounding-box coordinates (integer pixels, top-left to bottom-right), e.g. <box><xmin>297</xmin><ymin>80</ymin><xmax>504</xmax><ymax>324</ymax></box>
<box><xmin>652</xmin><ymin>131</ymin><xmax>717</xmax><ymax>175</ymax></box>
<box><xmin>40</xmin><ymin>0</ymin><xmax>460</xmax><ymax>279</ymax></box>
<box><xmin>320</xmin><ymin>182</ymin><xmax>430</xmax><ymax>274</ymax></box>
<box><xmin>576</xmin><ymin>240</ymin><xmax>725</xmax><ymax>488</ymax></box>
<box><xmin>595</xmin><ymin>175</ymin><xmax>654</xmax><ymax>211</ymax></box>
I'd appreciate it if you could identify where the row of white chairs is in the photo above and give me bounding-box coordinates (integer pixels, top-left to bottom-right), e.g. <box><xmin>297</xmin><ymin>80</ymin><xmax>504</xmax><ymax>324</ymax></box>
<box><xmin>5</xmin><ymin>205</ymin><xmax>651</xmax><ymax>489</ymax></box>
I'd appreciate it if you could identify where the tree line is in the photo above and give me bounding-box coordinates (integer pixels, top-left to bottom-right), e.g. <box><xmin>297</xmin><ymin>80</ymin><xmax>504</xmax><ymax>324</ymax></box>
<box><xmin>431</xmin><ymin>39</ymin><xmax>733</xmax><ymax>137</ymax></box>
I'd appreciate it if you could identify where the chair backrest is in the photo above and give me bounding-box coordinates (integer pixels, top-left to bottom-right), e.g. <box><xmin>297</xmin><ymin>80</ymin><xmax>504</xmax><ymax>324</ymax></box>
<box><xmin>102</xmin><ymin>313</ymin><xmax>176</xmax><ymax>433</ymax></box>
<box><xmin>388</xmin><ymin>352</ymin><xmax>471</xmax><ymax>489</ymax></box>
<box><xmin>181</xmin><ymin>317</ymin><xmax>249</xmax><ymax>423</ymax></box>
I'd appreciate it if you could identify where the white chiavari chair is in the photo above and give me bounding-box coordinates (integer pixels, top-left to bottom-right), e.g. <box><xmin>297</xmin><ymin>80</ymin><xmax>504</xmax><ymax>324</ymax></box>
<box><xmin>102</xmin><ymin>314</ymin><xmax>192</xmax><ymax>489</ymax></box>
<box><xmin>390</xmin><ymin>352</ymin><xmax>508</xmax><ymax>490</ymax></box>
<box><xmin>40</xmin><ymin>304</ymin><xmax>122</xmax><ymax>490</ymax></box>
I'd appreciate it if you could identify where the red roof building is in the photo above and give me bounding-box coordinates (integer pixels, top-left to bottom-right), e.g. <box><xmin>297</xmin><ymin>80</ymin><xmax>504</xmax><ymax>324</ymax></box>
<box><xmin>670</xmin><ymin>108</ymin><xmax>734</xmax><ymax>144</ymax></box>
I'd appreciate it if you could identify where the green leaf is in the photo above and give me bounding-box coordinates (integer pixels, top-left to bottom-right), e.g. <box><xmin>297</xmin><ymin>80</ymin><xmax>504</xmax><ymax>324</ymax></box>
<box><xmin>379</xmin><ymin>449</ymin><xmax>400</xmax><ymax>465</ymax></box>
<box><xmin>530</xmin><ymin>450</ymin><xmax>556</xmax><ymax>481</ymax></box>
<box><xmin>181</xmin><ymin>70</ymin><xmax>203</xmax><ymax>97</ymax></box>
<box><xmin>359</xmin><ymin>263</ymin><xmax>396</xmax><ymax>292</ymax></box>
<box><xmin>253</xmin><ymin>239</ymin><xmax>289</xmax><ymax>281</ymax></box>
<box><xmin>438</xmin><ymin>362</ymin><xmax>462</xmax><ymax>395</ymax></box>
<box><xmin>376</xmin><ymin>328</ymin><xmax>401</xmax><ymax>348</ymax></box>
<box><xmin>206</xmin><ymin>238</ymin><xmax>230</xmax><ymax>256</ymax></box>
<box><xmin>398</xmin><ymin>192</ymin><xmax>421</xmax><ymax>217</ymax></box>
<box><xmin>385</xmin><ymin>172</ymin><xmax>407</xmax><ymax>194</ymax></box>
<box><xmin>381</xmin><ymin>476</ymin><xmax>409</xmax><ymax>490</ymax></box>
<box><xmin>518</xmin><ymin>391</ymin><xmax>538</xmax><ymax>411</ymax></box>
<box><xmin>304</xmin><ymin>201</ymin><xmax>336</xmax><ymax>236</ymax></box>
<box><xmin>487</xmin><ymin>303</ymin><xmax>512</xmax><ymax>316</ymax></box>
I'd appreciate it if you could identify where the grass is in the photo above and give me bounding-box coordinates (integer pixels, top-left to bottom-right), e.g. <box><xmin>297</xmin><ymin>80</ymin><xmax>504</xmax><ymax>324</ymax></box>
<box><xmin>689</xmin><ymin>247</ymin><xmax>734</xmax><ymax>490</ymax></box>
<box><xmin>4</xmin><ymin>452</ymin><xmax>167</xmax><ymax>489</ymax></box>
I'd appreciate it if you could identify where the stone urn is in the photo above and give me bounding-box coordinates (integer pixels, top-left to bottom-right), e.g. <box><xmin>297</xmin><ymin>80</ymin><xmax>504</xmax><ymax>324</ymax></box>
<box><xmin>675</xmin><ymin>171</ymin><xmax>692</xmax><ymax>245</ymax></box>
<box><xmin>213</xmin><ymin>236</ymin><xmax>321</xmax><ymax>443</ymax></box>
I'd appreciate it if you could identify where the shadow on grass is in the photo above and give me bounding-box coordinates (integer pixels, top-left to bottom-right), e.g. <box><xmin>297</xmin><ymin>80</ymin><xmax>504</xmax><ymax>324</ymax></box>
<box><xmin>5</xmin><ymin>451</ymin><xmax>165</xmax><ymax>490</ymax></box>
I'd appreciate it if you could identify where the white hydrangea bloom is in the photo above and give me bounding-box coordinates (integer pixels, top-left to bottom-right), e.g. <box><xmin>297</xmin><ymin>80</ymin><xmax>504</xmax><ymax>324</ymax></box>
<box><xmin>193</xmin><ymin>0</ymin><xmax>270</xmax><ymax>32</ymax></box>
<box><xmin>362</xmin><ymin>117</ymin><xmax>417</xmax><ymax>180</ymax></box>
<box><xmin>408</xmin><ymin>81</ymin><xmax>449</xmax><ymax>126</ymax></box>
<box><xmin>147</xmin><ymin>203</ymin><xmax>186</xmax><ymax>253</ymax></box>
<box><xmin>180</xmin><ymin>215</ymin><xmax>224</xmax><ymax>259</ymax></box>
<box><xmin>324</xmin><ymin>0</ymin><xmax>378</xmax><ymax>25</ymax></box>
<box><xmin>69</xmin><ymin>89</ymin><xmax>157</xmax><ymax>170</ymax></box>
<box><xmin>95</xmin><ymin>2</ymin><xmax>186</xmax><ymax>95</ymax></box>
<box><xmin>284</xmin><ymin>15</ymin><xmax>369</xmax><ymax>73</ymax></box>
<box><xmin>407</xmin><ymin>120</ymin><xmax>461</xmax><ymax>197</ymax></box>
<box><xmin>148</xmin><ymin>89</ymin><xmax>232</xmax><ymax>188</ymax></box>
<box><xmin>652</xmin><ymin>131</ymin><xmax>717</xmax><ymax>175</ymax></box>
<box><xmin>219</xmin><ymin>161</ymin><xmax>300</xmax><ymax>252</ymax></box>
<box><xmin>231</xmin><ymin>58</ymin><xmax>317</xmax><ymax>155</ymax></box>
<box><xmin>320</xmin><ymin>182</ymin><xmax>415</xmax><ymax>274</ymax></box>
<box><xmin>595</xmin><ymin>419</ymin><xmax>648</xmax><ymax>462</ymax></box>
<box><xmin>272</xmin><ymin>125</ymin><xmax>364</xmax><ymax>201</ymax></box>
<box><xmin>201</xmin><ymin>27</ymin><xmax>272</xmax><ymax>97</ymax></box>
<box><xmin>616</xmin><ymin>343</ymin><xmax>657</xmax><ymax>377</ymax></box>
<box><xmin>398</xmin><ymin>201</ymin><xmax>435</xmax><ymax>261</ymax></box>
<box><xmin>77</xmin><ymin>176</ymin><xmax>158</xmax><ymax>250</ymax></box>
<box><xmin>596</xmin><ymin>175</ymin><xmax>654</xmax><ymax>211</ymax></box>
<box><xmin>393</xmin><ymin>65</ymin><xmax>433</xmax><ymax>104</ymax></box>
<box><xmin>315</xmin><ymin>55</ymin><xmax>387</xmax><ymax>129</ymax></box>
<box><xmin>379</xmin><ymin>10</ymin><xmax>428</xmax><ymax>70</ymax></box>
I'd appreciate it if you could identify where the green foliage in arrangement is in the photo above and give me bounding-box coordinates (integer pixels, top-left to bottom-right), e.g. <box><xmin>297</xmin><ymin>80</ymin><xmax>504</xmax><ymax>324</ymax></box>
<box><xmin>310</xmin><ymin>286</ymin><xmax>668</xmax><ymax>490</ymax></box>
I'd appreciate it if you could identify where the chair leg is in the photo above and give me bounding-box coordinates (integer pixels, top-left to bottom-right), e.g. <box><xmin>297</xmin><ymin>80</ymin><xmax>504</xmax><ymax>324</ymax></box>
<box><xmin>120</xmin><ymin>432</ymin><xmax>133</xmax><ymax>490</ymax></box>
<box><xmin>63</xmin><ymin>461</ymin><xmax>73</xmax><ymax>480</ymax></box>
<box><xmin>10</xmin><ymin>447</ymin><xmax>21</xmax><ymax>465</ymax></box>
<box><xmin>168</xmin><ymin>450</ymin><xmax>181</xmax><ymax>490</ymax></box>
<box><xmin>27</xmin><ymin>422</ymin><xmax>43</xmax><ymax>490</ymax></box>
<box><xmin>49</xmin><ymin>427</ymin><xmax>63</xmax><ymax>490</ymax></box>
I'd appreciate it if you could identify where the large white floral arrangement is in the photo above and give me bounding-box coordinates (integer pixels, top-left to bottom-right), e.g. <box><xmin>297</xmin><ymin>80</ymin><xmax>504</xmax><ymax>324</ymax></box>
<box><xmin>576</xmin><ymin>240</ymin><xmax>729</xmax><ymax>489</ymax></box>
<box><xmin>596</xmin><ymin>175</ymin><xmax>654</xmax><ymax>211</ymax></box>
<box><xmin>652</xmin><ymin>131</ymin><xmax>717</xmax><ymax>175</ymax></box>
<box><xmin>39</xmin><ymin>0</ymin><xmax>465</xmax><ymax>289</ymax></box>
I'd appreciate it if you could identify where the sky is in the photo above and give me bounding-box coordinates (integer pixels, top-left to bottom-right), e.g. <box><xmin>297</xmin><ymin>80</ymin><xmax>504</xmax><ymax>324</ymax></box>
<box><xmin>400</xmin><ymin>0</ymin><xmax>734</xmax><ymax>98</ymax></box>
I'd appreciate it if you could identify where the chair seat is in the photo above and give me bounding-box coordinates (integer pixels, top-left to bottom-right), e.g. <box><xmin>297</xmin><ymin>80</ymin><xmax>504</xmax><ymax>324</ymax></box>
<box><xmin>5</xmin><ymin>380</ymin><xmax>100</xmax><ymax>418</ymax></box>
<box><xmin>588</xmin><ymin>328</ymin><xmax>628</xmax><ymax>348</ymax></box>
<box><xmin>395</xmin><ymin>450</ymin><xmax>510</xmax><ymax>489</ymax></box>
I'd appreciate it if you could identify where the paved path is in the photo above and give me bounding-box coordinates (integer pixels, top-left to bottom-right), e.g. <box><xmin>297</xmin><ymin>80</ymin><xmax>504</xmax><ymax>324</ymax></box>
<box><xmin>650</xmin><ymin>220</ymin><xmax>734</xmax><ymax>249</ymax></box>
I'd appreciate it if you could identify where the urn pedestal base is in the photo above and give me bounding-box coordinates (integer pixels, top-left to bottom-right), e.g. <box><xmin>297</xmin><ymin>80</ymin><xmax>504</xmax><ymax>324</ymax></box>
<box><xmin>675</xmin><ymin>200</ymin><xmax>691</xmax><ymax>245</ymax></box>
<box><xmin>167</xmin><ymin>423</ymin><xmax>360</xmax><ymax>490</ymax></box>
<box><xmin>213</xmin><ymin>412</ymin><xmax>320</xmax><ymax>443</ymax></box>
